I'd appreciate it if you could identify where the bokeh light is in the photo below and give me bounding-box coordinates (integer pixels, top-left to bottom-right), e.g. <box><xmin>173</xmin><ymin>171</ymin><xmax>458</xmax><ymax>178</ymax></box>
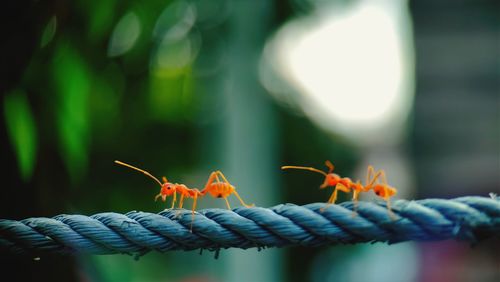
<box><xmin>262</xmin><ymin>0</ymin><xmax>415</xmax><ymax>145</ymax></box>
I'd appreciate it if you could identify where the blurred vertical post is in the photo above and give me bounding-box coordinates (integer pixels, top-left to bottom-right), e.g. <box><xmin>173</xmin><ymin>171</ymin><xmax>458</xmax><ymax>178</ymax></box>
<box><xmin>221</xmin><ymin>1</ymin><xmax>282</xmax><ymax>282</ymax></box>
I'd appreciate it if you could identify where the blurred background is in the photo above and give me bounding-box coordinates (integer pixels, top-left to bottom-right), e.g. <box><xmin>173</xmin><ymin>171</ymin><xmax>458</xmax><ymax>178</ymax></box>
<box><xmin>0</xmin><ymin>0</ymin><xmax>498</xmax><ymax>281</ymax></box>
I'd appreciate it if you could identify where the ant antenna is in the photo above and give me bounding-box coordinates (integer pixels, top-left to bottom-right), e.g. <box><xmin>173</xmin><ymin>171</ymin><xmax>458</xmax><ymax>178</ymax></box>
<box><xmin>114</xmin><ymin>160</ymin><xmax>163</xmax><ymax>187</ymax></box>
<box><xmin>281</xmin><ymin>165</ymin><xmax>327</xmax><ymax>177</ymax></box>
<box><xmin>324</xmin><ymin>160</ymin><xmax>335</xmax><ymax>173</ymax></box>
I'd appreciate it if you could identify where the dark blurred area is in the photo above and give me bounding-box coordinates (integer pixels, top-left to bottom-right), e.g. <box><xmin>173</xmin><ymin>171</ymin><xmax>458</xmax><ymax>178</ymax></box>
<box><xmin>411</xmin><ymin>0</ymin><xmax>499</xmax><ymax>197</ymax></box>
<box><xmin>0</xmin><ymin>0</ymin><xmax>498</xmax><ymax>282</ymax></box>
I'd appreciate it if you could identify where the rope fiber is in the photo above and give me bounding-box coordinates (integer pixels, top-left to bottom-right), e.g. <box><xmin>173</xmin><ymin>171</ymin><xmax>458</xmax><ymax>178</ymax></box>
<box><xmin>1</xmin><ymin>196</ymin><xmax>498</xmax><ymax>257</ymax></box>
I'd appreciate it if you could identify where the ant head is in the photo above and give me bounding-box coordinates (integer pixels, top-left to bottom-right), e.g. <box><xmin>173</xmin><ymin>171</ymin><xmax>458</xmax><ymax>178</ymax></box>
<box><xmin>159</xmin><ymin>183</ymin><xmax>176</xmax><ymax>200</ymax></box>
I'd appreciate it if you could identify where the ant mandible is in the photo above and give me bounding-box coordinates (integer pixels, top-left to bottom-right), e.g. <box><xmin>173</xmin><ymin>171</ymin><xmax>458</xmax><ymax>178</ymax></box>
<box><xmin>114</xmin><ymin>160</ymin><xmax>203</xmax><ymax>229</ymax></box>
<box><xmin>200</xmin><ymin>170</ymin><xmax>254</xmax><ymax>209</ymax></box>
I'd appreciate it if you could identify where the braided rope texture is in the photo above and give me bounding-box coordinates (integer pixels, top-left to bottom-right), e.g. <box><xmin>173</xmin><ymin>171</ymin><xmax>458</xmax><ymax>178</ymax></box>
<box><xmin>0</xmin><ymin>196</ymin><xmax>498</xmax><ymax>256</ymax></box>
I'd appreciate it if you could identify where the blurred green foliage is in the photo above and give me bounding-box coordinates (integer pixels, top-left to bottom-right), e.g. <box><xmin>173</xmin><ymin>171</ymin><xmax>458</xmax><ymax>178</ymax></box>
<box><xmin>40</xmin><ymin>16</ymin><xmax>57</xmax><ymax>48</ymax></box>
<box><xmin>80</xmin><ymin>0</ymin><xmax>118</xmax><ymax>42</ymax></box>
<box><xmin>4</xmin><ymin>89</ymin><xmax>37</xmax><ymax>181</ymax></box>
<box><xmin>53</xmin><ymin>43</ymin><xmax>91</xmax><ymax>181</ymax></box>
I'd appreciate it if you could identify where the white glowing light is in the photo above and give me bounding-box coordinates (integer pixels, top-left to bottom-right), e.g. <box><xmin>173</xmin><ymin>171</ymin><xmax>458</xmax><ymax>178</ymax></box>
<box><xmin>262</xmin><ymin>1</ymin><xmax>414</xmax><ymax>144</ymax></box>
<box><xmin>289</xmin><ymin>6</ymin><xmax>401</xmax><ymax>123</ymax></box>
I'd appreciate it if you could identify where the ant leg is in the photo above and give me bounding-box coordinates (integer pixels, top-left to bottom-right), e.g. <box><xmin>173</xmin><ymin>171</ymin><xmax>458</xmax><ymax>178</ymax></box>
<box><xmin>386</xmin><ymin>198</ymin><xmax>395</xmax><ymax>219</ymax></box>
<box><xmin>336</xmin><ymin>183</ymin><xmax>351</xmax><ymax>194</ymax></box>
<box><xmin>352</xmin><ymin>181</ymin><xmax>363</xmax><ymax>201</ymax></box>
<box><xmin>352</xmin><ymin>189</ymin><xmax>360</xmax><ymax>214</ymax></box>
<box><xmin>170</xmin><ymin>192</ymin><xmax>177</xmax><ymax>210</ymax></box>
<box><xmin>377</xmin><ymin>173</ymin><xmax>396</xmax><ymax>218</ymax></box>
<box><xmin>365</xmin><ymin>167</ymin><xmax>382</xmax><ymax>191</ymax></box>
<box><xmin>202</xmin><ymin>172</ymin><xmax>219</xmax><ymax>192</ymax></box>
<box><xmin>215</xmin><ymin>171</ymin><xmax>253</xmax><ymax>208</ymax></box>
<box><xmin>174</xmin><ymin>193</ymin><xmax>184</xmax><ymax>218</ymax></box>
<box><xmin>178</xmin><ymin>193</ymin><xmax>185</xmax><ymax>209</ymax></box>
<box><xmin>379</xmin><ymin>170</ymin><xmax>388</xmax><ymax>185</ymax></box>
<box><xmin>328</xmin><ymin>188</ymin><xmax>339</xmax><ymax>204</ymax></box>
<box><xmin>383</xmin><ymin>188</ymin><xmax>396</xmax><ymax>219</ymax></box>
<box><xmin>190</xmin><ymin>194</ymin><xmax>198</xmax><ymax>232</ymax></box>
<box><xmin>215</xmin><ymin>171</ymin><xmax>230</xmax><ymax>184</ymax></box>
<box><xmin>214</xmin><ymin>173</ymin><xmax>222</xmax><ymax>184</ymax></box>
<box><xmin>321</xmin><ymin>184</ymin><xmax>349</xmax><ymax>212</ymax></box>
<box><xmin>352</xmin><ymin>188</ymin><xmax>361</xmax><ymax>202</ymax></box>
<box><xmin>366</xmin><ymin>166</ymin><xmax>374</xmax><ymax>185</ymax></box>
<box><xmin>232</xmin><ymin>190</ymin><xmax>254</xmax><ymax>208</ymax></box>
<box><xmin>385</xmin><ymin>195</ymin><xmax>391</xmax><ymax>211</ymax></box>
<box><xmin>365</xmin><ymin>166</ymin><xmax>376</xmax><ymax>188</ymax></box>
<box><xmin>321</xmin><ymin>186</ymin><xmax>341</xmax><ymax>211</ymax></box>
<box><xmin>320</xmin><ymin>190</ymin><xmax>337</xmax><ymax>212</ymax></box>
<box><xmin>224</xmin><ymin>197</ymin><xmax>231</xmax><ymax>210</ymax></box>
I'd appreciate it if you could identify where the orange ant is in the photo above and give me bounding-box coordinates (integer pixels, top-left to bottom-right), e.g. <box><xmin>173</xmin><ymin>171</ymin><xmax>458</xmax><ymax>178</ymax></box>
<box><xmin>344</xmin><ymin>165</ymin><xmax>397</xmax><ymax>216</ymax></box>
<box><xmin>282</xmin><ymin>160</ymin><xmax>360</xmax><ymax>207</ymax></box>
<box><xmin>200</xmin><ymin>170</ymin><xmax>254</xmax><ymax>210</ymax></box>
<box><xmin>282</xmin><ymin>161</ymin><xmax>397</xmax><ymax>215</ymax></box>
<box><xmin>364</xmin><ymin>166</ymin><xmax>397</xmax><ymax>215</ymax></box>
<box><xmin>114</xmin><ymin>160</ymin><xmax>202</xmax><ymax>229</ymax></box>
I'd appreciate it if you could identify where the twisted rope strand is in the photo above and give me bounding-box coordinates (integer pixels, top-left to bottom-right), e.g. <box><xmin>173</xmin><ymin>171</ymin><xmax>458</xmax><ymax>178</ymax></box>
<box><xmin>0</xmin><ymin>196</ymin><xmax>498</xmax><ymax>256</ymax></box>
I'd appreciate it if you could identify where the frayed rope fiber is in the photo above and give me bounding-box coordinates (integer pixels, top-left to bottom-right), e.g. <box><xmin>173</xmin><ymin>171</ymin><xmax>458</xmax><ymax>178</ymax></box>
<box><xmin>0</xmin><ymin>196</ymin><xmax>498</xmax><ymax>256</ymax></box>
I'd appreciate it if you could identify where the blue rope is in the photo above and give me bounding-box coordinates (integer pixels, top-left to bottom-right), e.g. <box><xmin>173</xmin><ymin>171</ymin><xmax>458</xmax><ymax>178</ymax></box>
<box><xmin>0</xmin><ymin>196</ymin><xmax>498</xmax><ymax>257</ymax></box>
